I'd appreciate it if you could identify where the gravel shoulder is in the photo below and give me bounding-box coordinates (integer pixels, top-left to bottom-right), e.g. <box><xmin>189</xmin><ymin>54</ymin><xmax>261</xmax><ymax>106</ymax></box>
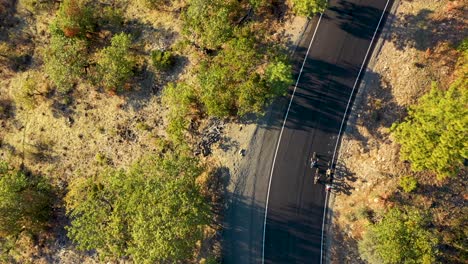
<box><xmin>327</xmin><ymin>0</ymin><xmax>466</xmax><ymax>262</ymax></box>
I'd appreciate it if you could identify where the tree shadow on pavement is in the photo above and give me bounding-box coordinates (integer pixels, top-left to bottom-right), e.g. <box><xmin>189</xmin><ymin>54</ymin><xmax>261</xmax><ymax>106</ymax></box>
<box><xmin>264</xmin><ymin>202</ymin><xmax>327</xmax><ymax>264</ymax></box>
<box><xmin>329</xmin><ymin>0</ymin><xmax>384</xmax><ymax>40</ymax></box>
<box><xmin>221</xmin><ymin>193</ymin><xmax>265</xmax><ymax>264</ymax></box>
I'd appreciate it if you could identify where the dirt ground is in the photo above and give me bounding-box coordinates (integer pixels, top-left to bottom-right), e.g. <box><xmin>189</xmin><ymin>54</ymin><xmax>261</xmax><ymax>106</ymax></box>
<box><xmin>0</xmin><ymin>1</ymin><xmax>186</xmax><ymax>262</ymax></box>
<box><xmin>0</xmin><ymin>1</ymin><xmax>307</xmax><ymax>262</ymax></box>
<box><xmin>328</xmin><ymin>0</ymin><xmax>467</xmax><ymax>263</ymax></box>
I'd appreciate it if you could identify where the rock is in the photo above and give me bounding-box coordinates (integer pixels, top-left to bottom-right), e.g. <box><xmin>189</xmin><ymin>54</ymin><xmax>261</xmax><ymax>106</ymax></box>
<box><xmin>67</xmin><ymin>116</ymin><xmax>74</xmax><ymax>127</ymax></box>
<box><xmin>196</xmin><ymin>119</ymin><xmax>225</xmax><ymax>157</ymax></box>
<box><xmin>239</xmin><ymin>149</ymin><xmax>246</xmax><ymax>156</ymax></box>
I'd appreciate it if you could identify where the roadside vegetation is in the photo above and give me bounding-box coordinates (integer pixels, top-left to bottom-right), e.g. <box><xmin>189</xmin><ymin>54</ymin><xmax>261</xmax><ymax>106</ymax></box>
<box><xmin>391</xmin><ymin>80</ymin><xmax>467</xmax><ymax>179</ymax></box>
<box><xmin>0</xmin><ymin>0</ymin><xmax>322</xmax><ymax>262</ymax></box>
<box><xmin>331</xmin><ymin>1</ymin><xmax>467</xmax><ymax>263</ymax></box>
<box><xmin>66</xmin><ymin>149</ymin><xmax>210</xmax><ymax>262</ymax></box>
<box><xmin>346</xmin><ymin>42</ymin><xmax>467</xmax><ymax>264</ymax></box>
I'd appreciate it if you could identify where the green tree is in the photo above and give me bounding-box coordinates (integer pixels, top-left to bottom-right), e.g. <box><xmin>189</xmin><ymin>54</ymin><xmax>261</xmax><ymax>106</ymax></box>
<box><xmin>96</xmin><ymin>33</ymin><xmax>135</xmax><ymax>92</ymax></box>
<box><xmin>264</xmin><ymin>58</ymin><xmax>293</xmax><ymax>97</ymax></box>
<box><xmin>197</xmin><ymin>34</ymin><xmax>292</xmax><ymax>117</ymax></box>
<box><xmin>359</xmin><ymin>208</ymin><xmax>438</xmax><ymax>264</ymax></box>
<box><xmin>0</xmin><ymin>162</ymin><xmax>52</xmax><ymax>238</ymax></box>
<box><xmin>198</xmin><ymin>61</ymin><xmax>236</xmax><ymax>117</ymax></box>
<box><xmin>52</xmin><ymin>0</ymin><xmax>95</xmax><ymax>38</ymax></box>
<box><xmin>182</xmin><ymin>0</ymin><xmax>236</xmax><ymax>50</ymax></box>
<box><xmin>44</xmin><ymin>34</ymin><xmax>87</xmax><ymax>93</ymax></box>
<box><xmin>291</xmin><ymin>0</ymin><xmax>327</xmax><ymax>17</ymax></box>
<box><xmin>66</xmin><ymin>153</ymin><xmax>210</xmax><ymax>262</ymax></box>
<box><xmin>391</xmin><ymin>82</ymin><xmax>468</xmax><ymax>179</ymax></box>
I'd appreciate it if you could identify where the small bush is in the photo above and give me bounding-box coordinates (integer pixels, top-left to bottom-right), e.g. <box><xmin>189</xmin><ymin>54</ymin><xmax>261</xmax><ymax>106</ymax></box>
<box><xmin>53</xmin><ymin>0</ymin><xmax>95</xmax><ymax>38</ymax></box>
<box><xmin>359</xmin><ymin>208</ymin><xmax>438</xmax><ymax>264</ymax></box>
<box><xmin>356</xmin><ymin>206</ymin><xmax>373</xmax><ymax>221</ymax></box>
<box><xmin>96</xmin><ymin>33</ymin><xmax>135</xmax><ymax>92</ymax></box>
<box><xmin>399</xmin><ymin>175</ymin><xmax>418</xmax><ymax>193</ymax></box>
<box><xmin>456</xmin><ymin>38</ymin><xmax>468</xmax><ymax>52</ymax></box>
<box><xmin>0</xmin><ymin>162</ymin><xmax>53</xmax><ymax>237</ymax></box>
<box><xmin>135</xmin><ymin>121</ymin><xmax>151</xmax><ymax>131</ymax></box>
<box><xmin>151</xmin><ymin>50</ymin><xmax>175</xmax><ymax>71</ymax></box>
<box><xmin>391</xmin><ymin>82</ymin><xmax>467</xmax><ymax>179</ymax></box>
<box><xmin>11</xmin><ymin>71</ymin><xmax>48</xmax><ymax>109</ymax></box>
<box><xmin>292</xmin><ymin>0</ymin><xmax>328</xmax><ymax>17</ymax></box>
<box><xmin>44</xmin><ymin>34</ymin><xmax>87</xmax><ymax>93</ymax></box>
<box><xmin>94</xmin><ymin>152</ymin><xmax>109</xmax><ymax>166</ymax></box>
<box><xmin>162</xmin><ymin>82</ymin><xmax>196</xmax><ymax>144</ymax></box>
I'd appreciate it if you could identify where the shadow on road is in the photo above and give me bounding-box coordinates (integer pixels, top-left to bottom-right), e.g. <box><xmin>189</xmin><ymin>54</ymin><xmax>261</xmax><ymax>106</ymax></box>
<box><xmin>221</xmin><ymin>192</ymin><xmax>264</xmax><ymax>264</ymax></box>
<box><xmin>329</xmin><ymin>0</ymin><xmax>384</xmax><ymax>40</ymax></box>
<box><xmin>264</xmin><ymin>202</ymin><xmax>325</xmax><ymax>264</ymax></box>
<box><xmin>330</xmin><ymin>1</ymin><xmax>465</xmax><ymax>52</ymax></box>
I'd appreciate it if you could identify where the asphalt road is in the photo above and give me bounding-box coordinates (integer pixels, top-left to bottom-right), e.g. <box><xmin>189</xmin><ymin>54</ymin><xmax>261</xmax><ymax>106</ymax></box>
<box><xmin>221</xmin><ymin>0</ymin><xmax>392</xmax><ymax>263</ymax></box>
<box><xmin>264</xmin><ymin>0</ymin><xmax>392</xmax><ymax>263</ymax></box>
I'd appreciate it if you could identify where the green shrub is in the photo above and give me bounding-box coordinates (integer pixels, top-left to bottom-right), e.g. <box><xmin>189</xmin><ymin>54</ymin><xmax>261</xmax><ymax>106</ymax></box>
<box><xmin>391</xmin><ymin>82</ymin><xmax>467</xmax><ymax>179</ymax></box>
<box><xmin>456</xmin><ymin>38</ymin><xmax>468</xmax><ymax>52</ymax></box>
<box><xmin>182</xmin><ymin>0</ymin><xmax>236</xmax><ymax>50</ymax></box>
<box><xmin>11</xmin><ymin>72</ymin><xmax>43</xmax><ymax>109</ymax></box>
<box><xmin>94</xmin><ymin>152</ymin><xmax>109</xmax><ymax>166</ymax></box>
<box><xmin>44</xmin><ymin>34</ymin><xmax>87</xmax><ymax>93</ymax></box>
<box><xmin>151</xmin><ymin>50</ymin><xmax>175</xmax><ymax>71</ymax></box>
<box><xmin>96</xmin><ymin>33</ymin><xmax>135</xmax><ymax>92</ymax></box>
<box><xmin>53</xmin><ymin>0</ymin><xmax>95</xmax><ymax>38</ymax></box>
<box><xmin>0</xmin><ymin>162</ymin><xmax>52</xmax><ymax>237</ymax></box>
<box><xmin>135</xmin><ymin>121</ymin><xmax>151</xmax><ymax>131</ymax></box>
<box><xmin>66</xmin><ymin>153</ymin><xmax>210</xmax><ymax>262</ymax></box>
<box><xmin>359</xmin><ymin>208</ymin><xmax>438</xmax><ymax>264</ymax></box>
<box><xmin>162</xmin><ymin>82</ymin><xmax>196</xmax><ymax>144</ymax></box>
<box><xmin>291</xmin><ymin>0</ymin><xmax>327</xmax><ymax>17</ymax></box>
<box><xmin>197</xmin><ymin>34</ymin><xmax>293</xmax><ymax>117</ymax></box>
<box><xmin>399</xmin><ymin>175</ymin><xmax>418</xmax><ymax>193</ymax></box>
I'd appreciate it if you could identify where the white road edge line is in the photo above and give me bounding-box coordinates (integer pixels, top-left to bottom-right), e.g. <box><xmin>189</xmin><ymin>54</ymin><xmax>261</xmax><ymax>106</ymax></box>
<box><xmin>330</xmin><ymin>0</ymin><xmax>391</xmax><ymax>165</ymax></box>
<box><xmin>320</xmin><ymin>189</ymin><xmax>330</xmax><ymax>264</ymax></box>
<box><xmin>322</xmin><ymin>1</ymin><xmax>391</xmax><ymax>264</ymax></box>
<box><xmin>261</xmin><ymin>14</ymin><xmax>324</xmax><ymax>264</ymax></box>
